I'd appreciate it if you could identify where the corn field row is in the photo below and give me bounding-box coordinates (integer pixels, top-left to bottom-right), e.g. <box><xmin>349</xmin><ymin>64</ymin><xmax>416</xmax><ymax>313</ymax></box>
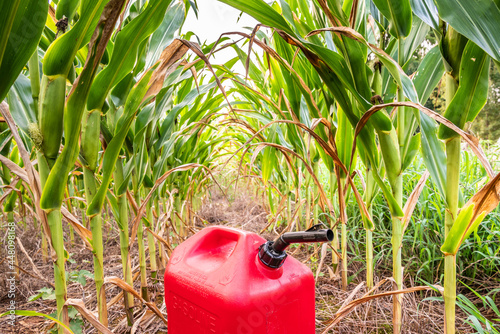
<box><xmin>0</xmin><ymin>0</ymin><xmax>499</xmax><ymax>333</ymax></box>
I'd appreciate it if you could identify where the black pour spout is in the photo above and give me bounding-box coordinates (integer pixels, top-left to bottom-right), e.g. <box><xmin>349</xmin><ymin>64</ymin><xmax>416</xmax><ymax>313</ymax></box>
<box><xmin>258</xmin><ymin>225</ymin><xmax>333</xmax><ymax>269</ymax></box>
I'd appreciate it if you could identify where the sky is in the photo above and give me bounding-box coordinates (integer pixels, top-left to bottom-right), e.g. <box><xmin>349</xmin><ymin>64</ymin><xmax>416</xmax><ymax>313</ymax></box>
<box><xmin>182</xmin><ymin>0</ymin><xmax>259</xmax><ymax>67</ymax></box>
<box><xmin>183</xmin><ymin>0</ymin><xmax>258</xmax><ymax>44</ymax></box>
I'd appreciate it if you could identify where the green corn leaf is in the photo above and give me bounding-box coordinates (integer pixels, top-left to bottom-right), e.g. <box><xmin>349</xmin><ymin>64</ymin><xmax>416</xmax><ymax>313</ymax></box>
<box><xmin>440</xmin><ymin>27</ymin><xmax>468</xmax><ymax>79</ymax></box>
<box><xmin>342</xmin><ymin>37</ymin><xmax>372</xmax><ymax>101</ymax></box>
<box><xmin>135</xmin><ymin>104</ymin><xmax>157</xmax><ymax>139</ymax></box>
<box><xmin>306</xmin><ymin>34</ymin><xmax>405</xmax><ymax>192</ymax></box>
<box><xmin>317</xmin><ymin>143</ymin><xmax>334</xmax><ymax>172</ymax></box>
<box><xmin>400</xmin><ymin>16</ymin><xmax>430</xmax><ymax>65</ymax></box>
<box><xmin>7</xmin><ymin>74</ymin><xmax>37</xmax><ymax>135</ymax></box>
<box><xmin>110</xmin><ymin>73</ymin><xmax>136</xmax><ymax>108</ymax></box>
<box><xmin>262</xmin><ymin>128</ymin><xmax>278</xmax><ymax>185</ymax></box>
<box><xmin>262</xmin><ymin>146</ymin><xmax>277</xmax><ymax>185</ymax></box>
<box><xmin>81</xmin><ymin>109</ymin><xmax>101</xmax><ymax>170</ymax></box>
<box><xmin>438</xmin><ymin>41</ymin><xmax>490</xmax><ymax>140</ymax></box>
<box><xmin>106</xmin><ymin>189</ymin><xmax>120</xmax><ymax>220</ymax></box>
<box><xmin>268</xmin><ymin>187</ymin><xmax>275</xmax><ymax>214</ymax></box>
<box><xmin>441</xmin><ymin>204</ymin><xmax>482</xmax><ymax>255</ymax></box>
<box><xmin>56</xmin><ymin>0</ymin><xmax>81</xmax><ymax>21</ymax></box>
<box><xmin>0</xmin><ymin>129</ymin><xmax>12</xmax><ymax>157</ymax></box>
<box><xmin>87</xmin><ymin>0</ymin><xmax>173</xmax><ymax>111</ymax></box>
<box><xmin>401</xmin><ymin>133</ymin><xmax>420</xmax><ymax>172</ymax></box>
<box><xmin>370</xmin><ymin>0</ymin><xmax>389</xmax><ymax>33</ymax></box>
<box><xmin>419</xmin><ymin>113</ymin><xmax>446</xmax><ymax>197</ymax></box>
<box><xmin>218</xmin><ymin>0</ymin><xmax>294</xmax><ymax>35</ymax></box>
<box><xmin>0</xmin><ymin>310</ymin><xmax>74</xmax><ymax>334</ymax></box>
<box><xmin>117</xmin><ymin>158</ymin><xmax>135</xmax><ymax>196</ymax></box>
<box><xmin>156</xmin><ymin>81</ymin><xmax>218</xmax><ymax>151</ymax></box>
<box><xmin>43</xmin><ymin>0</ymin><xmax>111</xmax><ymax>76</ymax></box>
<box><xmin>0</xmin><ymin>2</ymin><xmax>20</xmax><ymax>66</ymax></box>
<box><xmin>336</xmin><ymin>106</ymin><xmax>355</xmax><ymax>178</ymax></box>
<box><xmin>0</xmin><ymin>0</ymin><xmax>47</xmax><ymax>101</ymax></box>
<box><xmin>362</xmin><ymin>214</ymin><xmax>375</xmax><ymax>231</ymax></box>
<box><xmin>441</xmin><ymin>171</ymin><xmax>500</xmax><ymax>255</ymax></box>
<box><xmin>370</xmin><ymin>164</ymin><xmax>404</xmax><ymax>217</ymax></box>
<box><xmin>411</xmin><ymin>46</ymin><xmax>447</xmax><ymax>197</ymax></box>
<box><xmin>87</xmin><ymin>70</ymin><xmax>154</xmax><ymax>216</ymax></box>
<box><xmin>413</xmin><ymin>46</ymin><xmax>444</xmax><ymax>103</ymax></box>
<box><xmin>152</xmin><ymin>136</ymin><xmax>175</xmax><ymax>181</ymax></box>
<box><xmin>232</xmin><ymin>45</ymin><xmax>265</xmax><ymax>86</ymax></box>
<box><xmin>145</xmin><ymin>2</ymin><xmax>185</xmax><ymax>69</ymax></box>
<box><xmin>307</xmin><ymin>27</ymin><xmax>419</xmax><ymax>105</ymax></box>
<box><xmin>435</xmin><ymin>0</ymin><xmax>500</xmax><ymax>62</ymax></box>
<box><xmin>3</xmin><ymin>179</ymin><xmax>21</xmax><ymax>212</ymax></box>
<box><xmin>409</xmin><ymin>0</ymin><xmax>439</xmax><ymax>31</ymax></box>
<box><xmin>371</xmin><ymin>0</ymin><xmax>412</xmax><ymax>38</ymax></box>
<box><xmin>143</xmin><ymin>174</ymin><xmax>154</xmax><ymax>188</ymax></box>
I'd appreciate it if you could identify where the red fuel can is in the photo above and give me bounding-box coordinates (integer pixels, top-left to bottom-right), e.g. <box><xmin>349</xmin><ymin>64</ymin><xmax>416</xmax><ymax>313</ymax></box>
<box><xmin>164</xmin><ymin>225</ymin><xmax>333</xmax><ymax>334</ymax></box>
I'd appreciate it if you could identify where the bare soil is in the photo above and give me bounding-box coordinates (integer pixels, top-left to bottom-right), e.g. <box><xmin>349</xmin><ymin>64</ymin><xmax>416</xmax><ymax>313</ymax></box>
<box><xmin>0</xmin><ymin>190</ymin><xmax>482</xmax><ymax>333</ymax></box>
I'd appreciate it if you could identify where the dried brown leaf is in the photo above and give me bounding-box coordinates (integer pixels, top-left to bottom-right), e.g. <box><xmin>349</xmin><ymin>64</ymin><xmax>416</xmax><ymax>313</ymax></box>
<box><xmin>104</xmin><ymin>276</ymin><xmax>168</xmax><ymax>325</ymax></box>
<box><xmin>351</xmin><ymin>102</ymin><xmax>495</xmax><ymax>179</ymax></box>
<box><xmin>402</xmin><ymin>171</ymin><xmax>429</xmax><ymax>234</ymax></box>
<box><xmin>61</xmin><ymin>206</ymin><xmax>93</xmax><ymax>248</ymax></box>
<box><xmin>145</xmin><ymin>227</ymin><xmax>173</xmax><ymax>253</ymax></box>
<box><xmin>143</xmin><ymin>39</ymin><xmax>189</xmax><ymax>102</ymax></box>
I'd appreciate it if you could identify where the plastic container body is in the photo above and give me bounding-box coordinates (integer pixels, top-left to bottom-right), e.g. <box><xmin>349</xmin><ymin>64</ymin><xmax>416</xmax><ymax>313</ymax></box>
<box><xmin>164</xmin><ymin>226</ymin><xmax>315</xmax><ymax>334</ymax></box>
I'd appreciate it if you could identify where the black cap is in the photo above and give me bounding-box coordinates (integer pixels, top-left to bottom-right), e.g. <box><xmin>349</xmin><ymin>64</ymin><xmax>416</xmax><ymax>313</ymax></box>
<box><xmin>258</xmin><ymin>241</ymin><xmax>287</xmax><ymax>269</ymax></box>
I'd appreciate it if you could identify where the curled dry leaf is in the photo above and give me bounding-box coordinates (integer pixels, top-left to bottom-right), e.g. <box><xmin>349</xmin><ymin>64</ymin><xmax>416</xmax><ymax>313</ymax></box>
<box><xmin>340</xmin><ymin>282</ymin><xmax>366</xmax><ymax>310</ymax></box>
<box><xmin>351</xmin><ymin>102</ymin><xmax>495</xmax><ymax>180</ymax></box>
<box><xmin>126</xmin><ymin>189</ymin><xmax>139</xmax><ymax>214</ymax></box>
<box><xmin>466</xmin><ymin>172</ymin><xmax>500</xmax><ymax>223</ymax></box>
<box><xmin>143</xmin><ymin>39</ymin><xmax>189</xmax><ymax>103</ymax></box>
<box><xmin>145</xmin><ymin>227</ymin><xmax>173</xmax><ymax>253</ymax></box>
<box><xmin>442</xmin><ymin>172</ymin><xmax>500</xmax><ymax>255</ymax></box>
<box><xmin>104</xmin><ymin>276</ymin><xmax>168</xmax><ymax>325</ymax></box>
<box><xmin>0</xmin><ymin>176</ymin><xmax>21</xmax><ymax>206</ymax></box>
<box><xmin>61</xmin><ymin>206</ymin><xmax>93</xmax><ymax>248</ymax></box>
<box><xmin>402</xmin><ymin>171</ymin><xmax>430</xmax><ymax>234</ymax></box>
<box><xmin>315</xmin><ymin>0</ymin><xmax>342</xmax><ymax>27</ymax></box>
<box><xmin>245</xmin><ymin>24</ymin><xmax>263</xmax><ymax>80</ymax></box>
<box><xmin>131</xmin><ymin>309</ymin><xmax>156</xmax><ymax>334</ymax></box>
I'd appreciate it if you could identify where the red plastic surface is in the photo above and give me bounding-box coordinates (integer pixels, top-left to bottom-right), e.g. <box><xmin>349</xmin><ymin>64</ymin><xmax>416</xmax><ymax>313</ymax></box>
<box><xmin>164</xmin><ymin>226</ymin><xmax>315</xmax><ymax>334</ymax></box>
